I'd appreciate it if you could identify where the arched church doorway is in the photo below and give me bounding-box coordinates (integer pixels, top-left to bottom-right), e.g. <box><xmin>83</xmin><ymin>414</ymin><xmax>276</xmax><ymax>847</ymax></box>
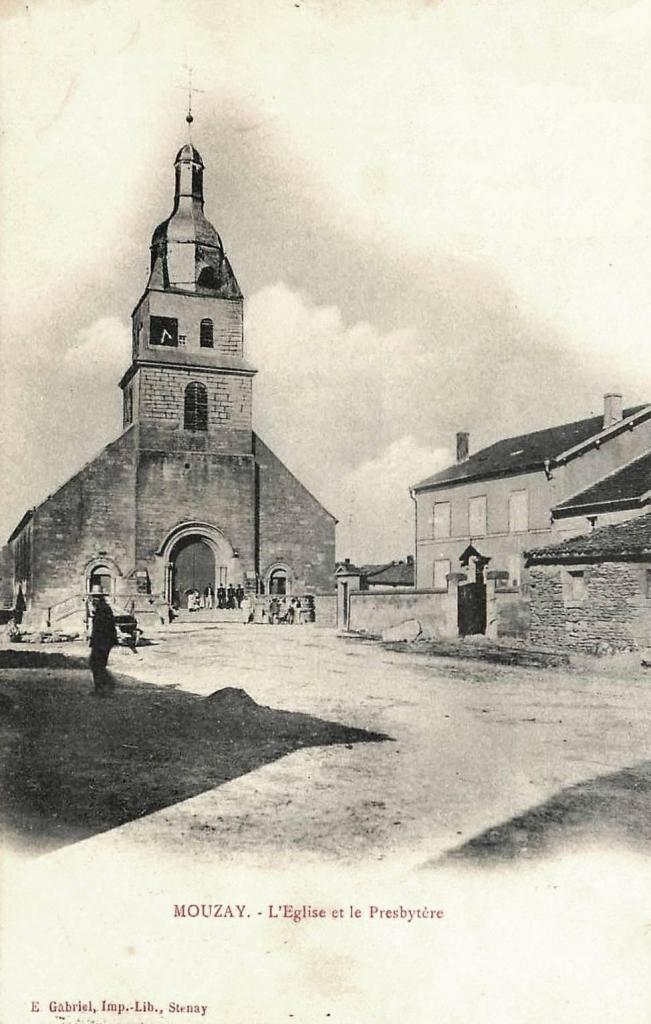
<box><xmin>160</xmin><ymin>522</ymin><xmax>237</xmax><ymax>609</ymax></box>
<box><xmin>171</xmin><ymin>537</ymin><xmax>215</xmax><ymax>608</ymax></box>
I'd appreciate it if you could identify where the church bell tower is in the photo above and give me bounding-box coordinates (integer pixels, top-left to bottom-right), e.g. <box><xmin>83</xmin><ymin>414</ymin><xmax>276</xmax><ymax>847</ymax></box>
<box><xmin>119</xmin><ymin>139</ymin><xmax>256</xmax><ymax>456</ymax></box>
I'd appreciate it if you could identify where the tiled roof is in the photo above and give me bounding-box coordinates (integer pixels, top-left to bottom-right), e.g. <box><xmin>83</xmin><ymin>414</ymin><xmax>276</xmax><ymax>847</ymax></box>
<box><xmin>553</xmin><ymin>451</ymin><xmax>651</xmax><ymax>517</ymax></box>
<box><xmin>358</xmin><ymin>563</ymin><xmax>391</xmax><ymax>577</ymax></box>
<box><xmin>335</xmin><ymin>560</ymin><xmax>364</xmax><ymax>574</ymax></box>
<box><xmin>526</xmin><ymin>512</ymin><xmax>651</xmax><ymax>563</ymax></box>
<box><xmin>412</xmin><ymin>405</ymin><xmax>648</xmax><ymax>492</ymax></box>
<box><xmin>365</xmin><ymin>561</ymin><xmax>415</xmax><ymax>586</ymax></box>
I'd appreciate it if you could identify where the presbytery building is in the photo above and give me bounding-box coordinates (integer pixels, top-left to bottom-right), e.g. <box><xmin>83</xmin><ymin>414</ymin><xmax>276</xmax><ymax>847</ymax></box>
<box><xmin>411</xmin><ymin>395</ymin><xmax>651</xmax><ymax>633</ymax></box>
<box><xmin>3</xmin><ymin>136</ymin><xmax>335</xmax><ymax>627</ymax></box>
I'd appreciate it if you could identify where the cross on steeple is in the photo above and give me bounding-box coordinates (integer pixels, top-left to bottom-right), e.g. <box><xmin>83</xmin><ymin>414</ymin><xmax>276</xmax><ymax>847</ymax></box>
<box><xmin>181</xmin><ymin>65</ymin><xmax>204</xmax><ymax>129</ymax></box>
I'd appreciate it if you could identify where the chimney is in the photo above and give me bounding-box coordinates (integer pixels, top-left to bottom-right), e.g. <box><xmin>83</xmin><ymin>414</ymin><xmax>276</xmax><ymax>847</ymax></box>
<box><xmin>406</xmin><ymin>555</ymin><xmax>414</xmax><ymax>565</ymax></box>
<box><xmin>603</xmin><ymin>393</ymin><xmax>623</xmax><ymax>429</ymax></box>
<box><xmin>456</xmin><ymin>431</ymin><xmax>470</xmax><ymax>463</ymax></box>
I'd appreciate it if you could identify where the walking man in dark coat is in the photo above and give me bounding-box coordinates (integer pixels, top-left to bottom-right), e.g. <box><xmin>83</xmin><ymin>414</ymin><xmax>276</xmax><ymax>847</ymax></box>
<box><xmin>89</xmin><ymin>593</ymin><xmax>118</xmax><ymax>694</ymax></box>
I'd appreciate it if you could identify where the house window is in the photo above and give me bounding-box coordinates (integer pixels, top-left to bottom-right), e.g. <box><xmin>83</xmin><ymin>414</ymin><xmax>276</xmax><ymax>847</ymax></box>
<box><xmin>433</xmin><ymin>559</ymin><xmax>451</xmax><ymax>591</ymax></box>
<box><xmin>184</xmin><ymin>382</ymin><xmax>208</xmax><ymax>432</ymax></box>
<box><xmin>565</xmin><ymin>569</ymin><xmax>586</xmax><ymax>601</ymax></box>
<box><xmin>433</xmin><ymin>501</ymin><xmax>451</xmax><ymax>539</ymax></box>
<box><xmin>468</xmin><ymin>495</ymin><xmax>487</xmax><ymax>537</ymax></box>
<box><xmin>509</xmin><ymin>490</ymin><xmax>528</xmax><ymax>533</ymax></box>
<box><xmin>508</xmin><ymin>554</ymin><xmax>521</xmax><ymax>589</ymax></box>
<box><xmin>200</xmin><ymin>319</ymin><xmax>214</xmax><ymax>348</ymax></box>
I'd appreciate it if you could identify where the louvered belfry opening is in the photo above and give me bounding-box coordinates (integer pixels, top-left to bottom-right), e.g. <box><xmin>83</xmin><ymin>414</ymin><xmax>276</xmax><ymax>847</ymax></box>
<box><xmin>184</xmin><ymin>382</ymin><xmax>208</xmax><ymax>432</ymax></box>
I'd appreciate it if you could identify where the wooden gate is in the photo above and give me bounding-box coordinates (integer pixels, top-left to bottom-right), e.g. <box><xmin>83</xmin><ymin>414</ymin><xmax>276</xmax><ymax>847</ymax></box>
<box><xmin>458</xmin><ymin>581</ymin><xmax>486</xmax><ymax>637</ymax></box>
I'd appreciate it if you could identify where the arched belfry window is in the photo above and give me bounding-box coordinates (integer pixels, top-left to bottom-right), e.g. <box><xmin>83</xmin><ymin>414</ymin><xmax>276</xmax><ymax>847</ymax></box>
<box><xmin>200</xmin><ymin>318</ymin><xmax>214</xmax><ymax>348</ymax></box>
<box><xmin>184</xmin><ymin>382</ymin><xmax>208</xmax><ymax>432</ymax></box>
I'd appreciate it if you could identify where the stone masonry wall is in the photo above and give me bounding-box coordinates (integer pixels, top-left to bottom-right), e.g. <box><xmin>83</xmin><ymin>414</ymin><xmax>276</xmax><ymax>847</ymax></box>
<box><xmin>137</xmin><ymin>292</ymin><xmax>243</xmax><ymax>358</ymax></box>
<box><xmin>529</xmin><ymin>561</ymin><xmax>651</xmax><ymax>652</ymax></box>
<box><xmin>348</xmin><ymin>589</ymin><xmax>453</xmax><ymax>638</ymax></box>
<box><xmin>0</xmin><ymin>543</ymin><xmax>14</xmax><ymax>606</ymax></box>
<box><xmin>26</xmin><ymin>429</ymin><xmax>137</xmax><ymax>615</ymax></box>
<box><xmin>135</xmin><ymin>450</ymin><xmax>257</xmax><ymax>591</ymax></box>
<box><xmin>253</xmin><ymin>435</ymin><xmax>335</xmax><ymax>594</ymax></box>
<box><xmin>139</xmin><ymin>366</ymin><xmax>252</xmax><ymax>432</ymax></box>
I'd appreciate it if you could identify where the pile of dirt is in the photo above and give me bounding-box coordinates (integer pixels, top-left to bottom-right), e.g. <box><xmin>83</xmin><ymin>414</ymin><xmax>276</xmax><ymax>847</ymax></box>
<box><xmin>204</xmin><ymin>687</ymin><xmax>261</xmax><ymax>711</ymax></box>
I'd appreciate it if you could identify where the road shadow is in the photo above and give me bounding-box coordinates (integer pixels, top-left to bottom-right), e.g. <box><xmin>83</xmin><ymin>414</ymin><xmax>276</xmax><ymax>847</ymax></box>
<box><xmin>426</xmin><ymin>761</ymin><xmax>651</xmax><ymax>868</ymax></box>
<box><xmin>0</xmin><ymin>654</ymin><xmax>389</xmax><ymax>855</ymax></box>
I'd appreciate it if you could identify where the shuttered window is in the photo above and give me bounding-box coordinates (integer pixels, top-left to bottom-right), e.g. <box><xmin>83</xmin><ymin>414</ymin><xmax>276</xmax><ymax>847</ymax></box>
<box><xmin>433</xmin><ymin>502</ymin><xmax>451</xmax><ymax>538</ymax></box>
<box><xmin>468</xmin><ymin>495</ymin><xmax>487</xmax><ymax>536</ymax></box>
<box><xmin>184</xmin><ymin>382</ymin><xmax>208</xmax><ymax>432</ymax></box>
<box><xmin>200</xmin><ymin>319</ymin><xmax>214</xmax><ymax>348</ymax></box>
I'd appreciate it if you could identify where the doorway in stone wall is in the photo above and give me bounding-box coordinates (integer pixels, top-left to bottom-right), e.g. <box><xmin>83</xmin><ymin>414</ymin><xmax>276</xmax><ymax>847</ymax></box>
<box><xmin>171</xmin><ymin>537</ymin><xmax>215</xmax><ymax>607</ymax></box>
<box><xmin>458</xmin><ymin>580</ymin><xmax>486</xmax><ymax>636</ymax></box>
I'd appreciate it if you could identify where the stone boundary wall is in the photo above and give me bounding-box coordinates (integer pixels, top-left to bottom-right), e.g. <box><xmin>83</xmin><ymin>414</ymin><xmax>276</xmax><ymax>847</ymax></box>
<box><xmin>313</xmin><ymin>593</ymin><xmax>336</xmax><ymax>627</ymax></box>
<box><xmin>348</xmin><ymin>588</ymin><xmax>454</xmax><ymax>638</ymax></box>
<box><xmin>529</xmin><ymin>561</ymin><xmax>651</xmax><ymax>653</ymax></box>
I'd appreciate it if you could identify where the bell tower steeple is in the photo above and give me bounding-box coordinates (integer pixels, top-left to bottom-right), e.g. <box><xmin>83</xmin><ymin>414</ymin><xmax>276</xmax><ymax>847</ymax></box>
<box><xmin>147</xmin><ymin>141</ymin><xmax>240</xmax><ymax>297</ymax></box>
<box><xmin>119</xmin><ymin>132</ymin><xmax>255</xmax><ymax>456</ymax></box>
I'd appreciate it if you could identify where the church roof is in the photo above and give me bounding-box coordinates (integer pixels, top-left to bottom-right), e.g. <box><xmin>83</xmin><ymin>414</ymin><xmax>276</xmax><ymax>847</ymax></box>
<box><xmin>175</xmin><ymin>143</ymin><xmax>204</xmax><ymax>165</ymax></box>
<box><xmin>412</xmin><ymin>405</ymin><xmax>649</xmax><ymax>492</ymax></box>
<box><xmin>151</xmin><ymin>211</ymin><xmax>223</xmax><ymax>250</ymax></box>
<box><xmin>553</xmin><ymin>451</ymin><xmax>651</xmax><ymax>518</ymax></box>
<box><xmin>526</xmin><ymin>511</ymin><xmax>651</xmax><ymax>564</ymax></box>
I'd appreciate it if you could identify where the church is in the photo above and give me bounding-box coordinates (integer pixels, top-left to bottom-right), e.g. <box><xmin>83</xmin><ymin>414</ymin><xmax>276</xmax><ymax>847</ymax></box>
<box><xmin>3</xmin><ymin>135</ymin><xmax>336</xmax><ymax>628</ymax></box>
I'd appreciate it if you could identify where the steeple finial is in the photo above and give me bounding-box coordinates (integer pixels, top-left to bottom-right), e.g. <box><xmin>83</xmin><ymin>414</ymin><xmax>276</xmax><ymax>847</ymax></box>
<box><xmin>184</xmin><ymin>66</ymin><xmax>203</xmax><ymax>133</ymax></box>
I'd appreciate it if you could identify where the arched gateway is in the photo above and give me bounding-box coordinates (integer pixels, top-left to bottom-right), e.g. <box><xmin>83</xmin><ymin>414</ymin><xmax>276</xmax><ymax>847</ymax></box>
<box><xmin>159</xmin><ymin>522</ymin><xmax>237</xmax><ymax>607</ymax></box>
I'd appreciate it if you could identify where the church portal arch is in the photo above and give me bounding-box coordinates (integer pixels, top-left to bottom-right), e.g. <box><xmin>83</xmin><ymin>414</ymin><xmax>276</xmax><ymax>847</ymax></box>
<box><xmin>159</xmin><ymin>522</ymin><xmax>237</xmax><ymax>607</ymax></box>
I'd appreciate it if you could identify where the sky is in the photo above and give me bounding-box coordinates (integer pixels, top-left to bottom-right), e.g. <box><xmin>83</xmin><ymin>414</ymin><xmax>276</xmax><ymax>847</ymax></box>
<box><xmin>1</xmin><ymin>0</ymin><xmax>650</xmax><ymax>561</ymax></box>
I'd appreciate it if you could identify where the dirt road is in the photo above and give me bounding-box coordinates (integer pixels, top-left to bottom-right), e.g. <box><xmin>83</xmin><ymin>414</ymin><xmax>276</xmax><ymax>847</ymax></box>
<box><xmin>62</xmin><ymin>622</ymin><xmax>651</xmax><ymax>867</ymax></box>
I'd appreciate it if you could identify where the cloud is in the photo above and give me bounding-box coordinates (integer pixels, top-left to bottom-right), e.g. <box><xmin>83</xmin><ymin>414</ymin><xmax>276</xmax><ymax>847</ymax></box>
<box><xmin>338</xmin><ymin>436</ymin><xmax>450</xmax><ymax>562</ymax></box>
<box><xmin>64</xmin><ymin>317</ymin><xmax>131</xmax><ymax>373</ymax></box>
<box><xmin>247</xmin><ymin>282</ymin><xmax>453</xmax><ymax>559</ymax></box>
<box><xmin>248</xmin><ymin>281</ymin><xmax>436</xmax><ymax>461</ymax></box>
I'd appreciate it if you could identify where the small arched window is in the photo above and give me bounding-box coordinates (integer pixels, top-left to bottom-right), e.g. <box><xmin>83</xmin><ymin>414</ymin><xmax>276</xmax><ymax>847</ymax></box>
<box><xmin>184</xmin><ymin>382</ymin><xmax>208</xmax><ymax>432</ymax></box>
<box><xmin>269</xmin><ymin>567</ymin><xmax>289</xmax><ymax>596</ymax></box>
<box><xmin>200</xmin><ymin>318</ymin><xmax>214</xmax><ymax>348</ymax></box>
<box><xmin>89</xmin><ymin>566</ymin><xmax>112</xmax><ymax>595</ymax></box>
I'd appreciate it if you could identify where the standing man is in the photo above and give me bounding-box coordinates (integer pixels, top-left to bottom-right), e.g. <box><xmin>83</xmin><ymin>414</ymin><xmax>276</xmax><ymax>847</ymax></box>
<box><xmin>89</xmin><ymin>593</ymin><xmax>118</xmax><ymax>695</ymax></box>
<box><xmin>14</xmin><ymin>585</ymin><xmax>26</xmax><ymax>626</ymax></box>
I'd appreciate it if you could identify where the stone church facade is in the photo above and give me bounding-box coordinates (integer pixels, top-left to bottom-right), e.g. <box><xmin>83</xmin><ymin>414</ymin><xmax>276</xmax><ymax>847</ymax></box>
<box><xmin>4</xmin><ymin>141</ymin><xmax>335</xmax><ymax>627</ymax></box>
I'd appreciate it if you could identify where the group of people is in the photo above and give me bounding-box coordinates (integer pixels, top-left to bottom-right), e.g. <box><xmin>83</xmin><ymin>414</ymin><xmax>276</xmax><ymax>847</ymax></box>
<box><xmin>238</xmin><ymin>595</ymin><xmax>304</xmax><ymax>626</ymax></box>
<box><xmin>267</xmin><ymin>596</ymin><xmax>304</xmax><ymax>625</ymax></box>
<box><xmin>185</xmin><ymin>585</ymin><xmax>246</xmax><ymax>611</ymax></box>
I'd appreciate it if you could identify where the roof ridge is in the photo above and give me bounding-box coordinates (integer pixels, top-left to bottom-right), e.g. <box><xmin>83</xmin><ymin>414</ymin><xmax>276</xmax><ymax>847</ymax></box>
<box><xmin>413</xmin><ymin>402</ymin><xmax>649</xmax><ymax>492</ymax></box>
<box><xmin>555</xmin><ymin>448</ymin><xmax>651</xmax><ymax>510</ymax></box>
